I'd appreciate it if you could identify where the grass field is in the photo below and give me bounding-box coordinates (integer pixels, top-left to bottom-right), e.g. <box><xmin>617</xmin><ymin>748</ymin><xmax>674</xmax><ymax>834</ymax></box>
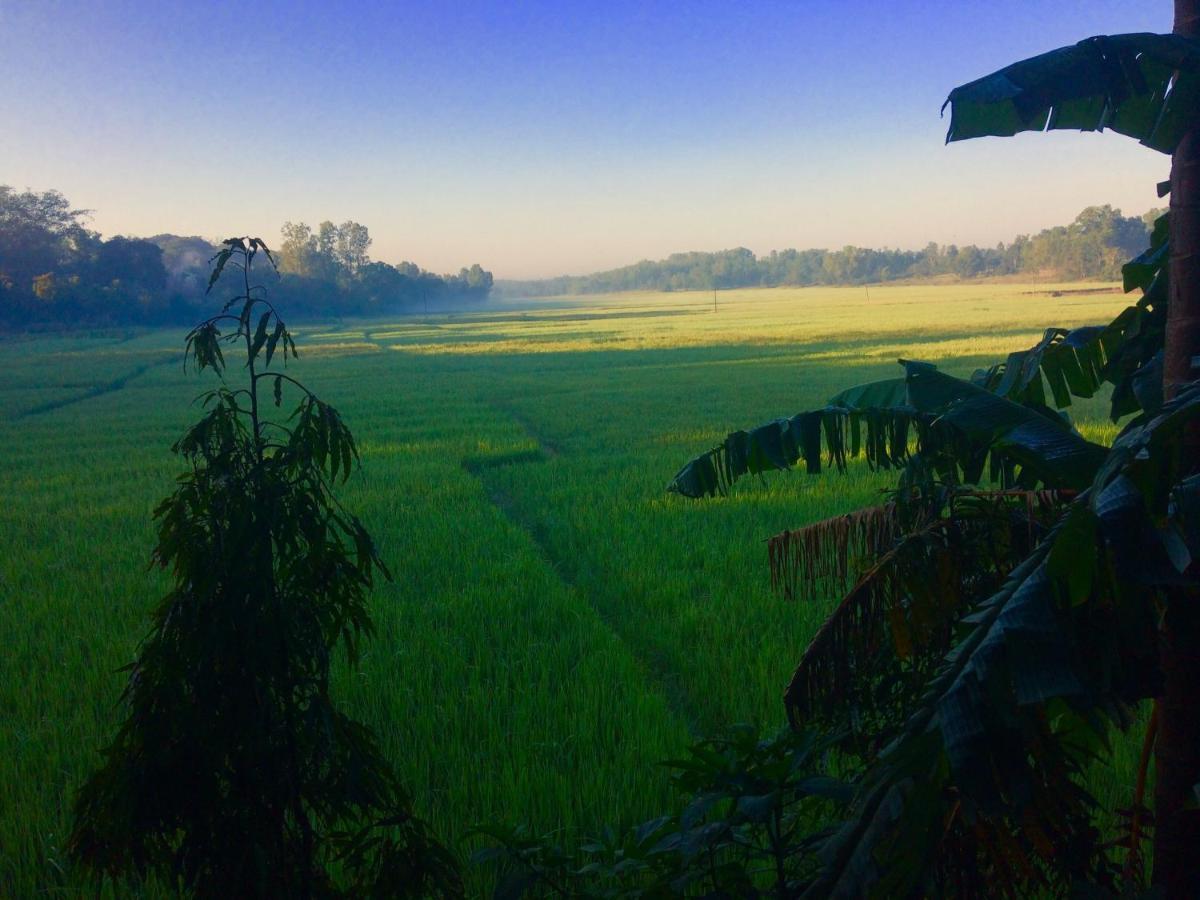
<box><xmin>0</xmin><ymin>283</ymin><xmax>1147</xmax><ymax>895</ymax></box>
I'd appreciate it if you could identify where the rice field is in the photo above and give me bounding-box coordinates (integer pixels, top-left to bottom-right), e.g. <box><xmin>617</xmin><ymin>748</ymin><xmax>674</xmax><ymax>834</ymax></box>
<box><xmin>0</xmin><ymin>282</ymin><xmax>1145</xmax><ymax>895</ymax></box>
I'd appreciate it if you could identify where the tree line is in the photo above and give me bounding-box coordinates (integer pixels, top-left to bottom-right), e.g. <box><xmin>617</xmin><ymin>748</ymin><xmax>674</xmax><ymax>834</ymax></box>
<box><xmin>0</xmin><ymin>186</ymin><xmax>494</xmax><ymax>329</ymax></box>
<box><xmin>499</xmin><ymin>204</ymin><xmax>1158</xmax><ymax>297</ymax></box>
<box><xmin>274</xmin><ymin>220</ymin><xmax>492</xmax><ymax>318</ymax></box>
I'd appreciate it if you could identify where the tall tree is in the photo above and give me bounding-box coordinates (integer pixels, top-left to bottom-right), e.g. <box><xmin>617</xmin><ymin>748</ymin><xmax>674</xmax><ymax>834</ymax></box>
<box><xmin>278</xmin><ymin>220</ymin><xmax>319</xmax><ymax>278</ymax></box>
<box><xmin>334</xmin><ymin>220</ymin><xmax>372</xmax><ymax>276</ymax></box>
<box><xmin>316</xmin><ymin>220</ymin><xmax>339</xmax><ymax>280</ymax></box>
<box><xmin>0</xmin><ymin>186</ymin><xmax>94</xmax><ymax>294</ymax></box>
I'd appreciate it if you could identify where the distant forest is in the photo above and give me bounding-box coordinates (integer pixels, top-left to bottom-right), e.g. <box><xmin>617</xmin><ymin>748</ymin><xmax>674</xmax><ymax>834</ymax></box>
<box><xmin>0</xmin><ymin>185</ymin><xmax>1161</xmax><ymax>330</ymax></box>
<box><xmin>499</xmin><ymin>205</ymin><xmax>1159</xmax><ymax>297</ymax></box>
<box><xmin>0</xmin><ymin>186</ymin><xmax>494</xmax><ymax>329</ymax></box>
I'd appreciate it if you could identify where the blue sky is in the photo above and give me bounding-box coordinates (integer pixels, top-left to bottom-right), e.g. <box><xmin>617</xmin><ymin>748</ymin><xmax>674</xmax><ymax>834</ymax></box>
<box><xmin>0</xmin><ymin>1</ymin><xmax>1175</xmax><ymax>278</ymax></box>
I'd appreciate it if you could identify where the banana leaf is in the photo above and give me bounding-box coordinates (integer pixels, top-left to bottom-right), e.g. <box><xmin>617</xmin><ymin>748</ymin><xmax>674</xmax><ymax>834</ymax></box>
<box><xmin>944</xmin><ymin>33</ymin><xmax>1200</xmax><ymax>154</ymax></box>
<box><xmin>668</xmin><ymin>362</ymin><xmax>1107</xmax><ymax>498</ymax></box>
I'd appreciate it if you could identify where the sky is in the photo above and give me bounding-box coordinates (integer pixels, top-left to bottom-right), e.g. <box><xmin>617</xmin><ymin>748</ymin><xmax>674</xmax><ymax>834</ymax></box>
<box><xmin>0</xmin><ymin>0</ymin><xmax>1176</xmax><ymax>279</ymax></box>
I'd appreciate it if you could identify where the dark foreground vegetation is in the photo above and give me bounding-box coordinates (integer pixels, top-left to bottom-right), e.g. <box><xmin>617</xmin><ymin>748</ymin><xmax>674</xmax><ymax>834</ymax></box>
<box><xmin>500</xmin><ymin>204</ymin><xmax>1158</xmax><ymax>297</ymax></box>
<box><xmin>0</xmin><ymin>188</ymin><xmax>494</xmax><ymax>329</ymax></box>
<box><xmin>68</xmin><ymin>239</ymin><xmax>460</xmax><ymax>896</ymax></box>
<box><xmin>483</xmin><ymin>23</ymin><xmax>1200</xmax><ymax>900</ymax></box>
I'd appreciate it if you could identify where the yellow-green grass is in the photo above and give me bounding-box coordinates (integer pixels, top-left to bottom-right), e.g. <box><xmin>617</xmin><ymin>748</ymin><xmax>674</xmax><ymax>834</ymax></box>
<box><xmin>0</xmin><ymin>283</ymin><xmax>1146</xmax><ymax>894</ymax></box>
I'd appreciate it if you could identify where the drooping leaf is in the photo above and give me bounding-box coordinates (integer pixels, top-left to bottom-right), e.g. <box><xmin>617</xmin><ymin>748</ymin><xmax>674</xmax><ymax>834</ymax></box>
<box><xmin>249</xmin><ymin>237</ymin><xmax>277</xmax><ymax>270</ymax></box>
<box><xmin>669</xmin><ymin>363</ymin><xmax>1107</xmax><ymax>499</ymax></box>
<box><xmin>977</xmin><ymin>320</ymin><xmax>1129</xmax><ymax>412</ymax></box>
<box><xmin>1123</xmin><ymin>230</ymin><xmax>1168</xmax><ymax>294</ymax></box>
<box><xmin>944</xmin><ymin>33</ymin><xmax>1200</xmax><ymax>154</ymax></box>
<box><xmin>205</xmin><ymin>248</ymin><xmax>233</xmax><ymax>294</ymax></box>
<box><xmin>1045</xmin><ymin>503</ymin><xmax>1098</xmax><ymax>605</ymax></box>
<box><xmin>906</xmin><ymin>363</ymin><xmax>1107</xmax><ymax>490</ymax></box>
<box><xmin>768</xmin><ymin>504</ymin><xmax>901</xmax><ymax>600</ymax></box>
<box><xmin>248</xmin><ymin>310</ymin><xmax>271</xmax><ymax>363</ymax></box>
<box><xmin>803</xmin><ymin>534</ymin><xmax>1102</xmax><ymax>898</ymax></box>
<box><xmin>184</xmin><ymin>322</ymin><xmax>225</xmax><ymax>374</ymax></box>
<box><xmin>264</xmin><ymin>320</ymin><xmax>286</xmax><ymax>369</ymax></box>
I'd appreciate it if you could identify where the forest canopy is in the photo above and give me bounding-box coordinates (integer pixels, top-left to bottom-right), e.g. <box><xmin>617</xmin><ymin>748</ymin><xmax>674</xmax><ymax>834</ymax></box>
<box><xmin>500</xmin><ymin>204</ymin><xmax>1157</xmax><ymax>296</ymax></box>
<box><xmin>0</xmin><ymin>187</ymin><xmax>494</xmax><ymax>329</ymax></box>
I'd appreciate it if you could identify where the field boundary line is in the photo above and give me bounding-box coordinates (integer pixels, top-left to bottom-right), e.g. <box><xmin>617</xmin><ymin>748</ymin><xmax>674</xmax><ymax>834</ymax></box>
<box><xmin>11</xmin><ymin>355</ymin><xmax>179</xmax><ymax>421</ymax></box>
<box><xmin>463</xmin><ymin>405</ymin><xmax>701</xmax><ymax>730</ymax></box>
<box><xmin>471</xmin><ymin>469</ymin><xmax>701</xmax><ymax>730</ymax></box>
<box><xmin>495</xmin><ymin>404</ymin><xmax>560</xmax><ymax>457</ymax></box>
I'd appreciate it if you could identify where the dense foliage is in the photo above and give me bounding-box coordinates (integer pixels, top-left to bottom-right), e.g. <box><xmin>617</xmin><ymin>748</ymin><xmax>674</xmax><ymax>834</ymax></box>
<box><xmin>0</xmin><ymin>188</ymin><xmax>494</xmax><ymax>329</ymax></box>
<box><xmin>0</xmin><ymin>186</ymin><xmax>175</xmax><ymax>327</ymax></box>
<box><xmin>499</xmin><ymin>205</ymin><xmax>1155</xmax><ymax>297</ymax></box>
<box><xmin>67</xmin><ymin>239</ymin><xmax>461</xmax><ymax>898</ymax></box>
<box><xmin>275</xmin><ymin>219</ymin><xmax>494</xmax><ymax>318</ymax></box>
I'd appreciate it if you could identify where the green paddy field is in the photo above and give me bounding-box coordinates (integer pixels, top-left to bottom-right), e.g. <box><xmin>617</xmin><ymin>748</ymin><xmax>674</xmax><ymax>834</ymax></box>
<box><xmin>0</xmin><ymin>283</ymin><xmax>1147</xmax><ymax>894</ymax></box>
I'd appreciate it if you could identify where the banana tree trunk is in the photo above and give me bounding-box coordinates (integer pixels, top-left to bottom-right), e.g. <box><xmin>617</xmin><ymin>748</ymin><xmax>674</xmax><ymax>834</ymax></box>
<box><xmin>1153</xmin><ymin>3</ymin><xmax>1200</xmax><ymax>896</ymax></box>
<box><xmin>1167</xmin><ymin>1</ymin><xmax>1200</xmax><ymax>398</ymax></box>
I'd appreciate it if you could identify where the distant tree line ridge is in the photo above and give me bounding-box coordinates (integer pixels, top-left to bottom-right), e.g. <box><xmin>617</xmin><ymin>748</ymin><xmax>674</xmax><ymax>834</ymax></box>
<box><xmin>498</xmin><ymin>205</ymin><xmax>1160</xmax><ymax>297</ymax></box>
<box><xmin>0</xmin><ymin>186</ymin><xmax>494</xmax><ymax>328</ymax></box>
<box><xmin>273</xmin><ymin>219</ymin><xmax>493</xmax><ymax>318</ymax></box>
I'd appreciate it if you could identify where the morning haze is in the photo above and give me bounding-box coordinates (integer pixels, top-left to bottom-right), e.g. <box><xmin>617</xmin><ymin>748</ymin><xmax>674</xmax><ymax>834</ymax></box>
<box><xmin>0</xmin><ymin>0</ymin><xmax>1171</xmax><ymax>278</ymax></box>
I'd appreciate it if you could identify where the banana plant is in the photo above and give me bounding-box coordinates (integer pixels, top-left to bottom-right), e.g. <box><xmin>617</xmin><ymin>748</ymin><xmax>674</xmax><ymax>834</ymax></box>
<box><xmin>669</xmin><ymin>18</ymin><xmax>1200</xmax><ymax>898</ymax></box>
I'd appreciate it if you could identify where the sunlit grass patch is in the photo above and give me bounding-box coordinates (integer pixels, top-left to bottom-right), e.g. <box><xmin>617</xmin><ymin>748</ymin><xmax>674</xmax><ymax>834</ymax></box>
<box><xmin>299</xmin><ymin>329</ymin><xmax>368</xmax><ymax>341</ymax></box>
<box><xmin>295</xmin><ymin>340</ymin><xmax>381</xmax><ymax>356</ymax></box>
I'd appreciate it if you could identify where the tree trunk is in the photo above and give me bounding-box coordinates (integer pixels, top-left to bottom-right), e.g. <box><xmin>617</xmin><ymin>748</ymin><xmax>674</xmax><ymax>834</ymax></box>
<box><xmin>1167</xmin><ymin>0</ymin><xmax>1200</xmax><ymax>400</ymax></box>
<box><xmin>1152</xmin><ymin>4</ymin><xmax>1200</xmax><ymax>897</ymax></box>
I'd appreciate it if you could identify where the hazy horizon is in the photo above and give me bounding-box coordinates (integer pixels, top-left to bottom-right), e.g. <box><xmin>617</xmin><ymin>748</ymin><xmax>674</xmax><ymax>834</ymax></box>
<box><xmin>1</xmin><ymin>1</ymin><xmax>1173</xmax><ymax>279</ymax></box>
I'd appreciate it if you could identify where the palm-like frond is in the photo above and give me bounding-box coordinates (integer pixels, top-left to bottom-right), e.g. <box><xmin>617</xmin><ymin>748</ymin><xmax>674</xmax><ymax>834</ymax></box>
<box><xmin>943</xmin><ymin>33</ymin><xmax>1200</xmax><ymax>154</ymax></box>
<box><xmin>668</xmin><ymin>362</ymin><xmax>1107</xmax><ymax>499</ymax></box>
<box><xmin>973</xmin><ymin>316</ymin><xmax>1133</xmax><ymax>412</ymax></box>
<box><xmin>672</xmin><ymin>209</ymin><xmax>1170</xmax><ymax>504</ymax></box>
<box><xmin>665</xmin><ymin>380</ymin><xmax>913</xmax><ymax>498</ymax></box>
